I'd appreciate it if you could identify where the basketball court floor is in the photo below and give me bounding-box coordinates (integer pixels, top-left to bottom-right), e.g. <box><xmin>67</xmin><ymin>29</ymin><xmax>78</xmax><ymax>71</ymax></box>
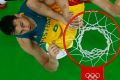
<box><xmin>0</xmin><ymin>0</ymin><xmax>120</xmax><ymax>80</ymax></box>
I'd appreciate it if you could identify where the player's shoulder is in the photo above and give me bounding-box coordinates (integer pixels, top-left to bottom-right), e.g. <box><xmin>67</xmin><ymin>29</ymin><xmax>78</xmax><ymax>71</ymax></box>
<box><xmin>17</xmin><ymin>37</ymin><xmax>31</xmax><ymax>43</ymax></box>
<box><xmin>16</xmin><ymin>37</ymin><xmax>36</xmax><ymax>48</ymax></box>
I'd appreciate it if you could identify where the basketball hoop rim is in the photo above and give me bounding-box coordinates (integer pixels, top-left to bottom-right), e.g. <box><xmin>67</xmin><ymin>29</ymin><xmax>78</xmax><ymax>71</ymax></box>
<box><xmin>63</xmin><ymin>10</ymin><xmax>120</xmax><ymax>68</ymax></box>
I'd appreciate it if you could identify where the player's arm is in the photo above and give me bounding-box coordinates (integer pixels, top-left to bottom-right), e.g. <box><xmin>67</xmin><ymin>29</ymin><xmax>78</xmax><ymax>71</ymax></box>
<box><xmin>26</xmin><ymin>0</ymin><xmax>67</xmax><ymax>24</ymax></box>
<box><xmin>55</xmin><ymin>0</ymin><xmax>70</xmax><ymax>21</ymax></box>
<box><xmin>16</xmin><ymin>38</ymin><xmax>59</xmax><ymax>72</ymax></box>
<box><xmin>91</xmin><ymin>0</ymin><xmax>120</xmax><ymax>17</ymax></box>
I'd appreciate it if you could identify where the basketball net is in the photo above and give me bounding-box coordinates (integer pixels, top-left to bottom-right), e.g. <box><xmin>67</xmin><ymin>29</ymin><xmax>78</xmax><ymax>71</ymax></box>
<box><xmin>63</xmin><ymin>10</ymin><xmax>120</xmax><ymax>80</ymax></box>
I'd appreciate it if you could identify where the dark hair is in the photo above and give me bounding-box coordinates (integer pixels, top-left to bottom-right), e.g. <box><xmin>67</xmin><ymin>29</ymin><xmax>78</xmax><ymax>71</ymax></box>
<box><xmin>0</xmin><ymin>15</ymin><xmax>16</xmax><ymax>35</ymax></box>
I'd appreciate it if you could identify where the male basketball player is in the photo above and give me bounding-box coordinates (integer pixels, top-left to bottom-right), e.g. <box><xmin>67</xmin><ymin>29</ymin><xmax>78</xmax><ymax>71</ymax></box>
<box><xmin>0</xmin><ymin>0</ymin><xmax>84</xmax><ymax>72</ymax></box>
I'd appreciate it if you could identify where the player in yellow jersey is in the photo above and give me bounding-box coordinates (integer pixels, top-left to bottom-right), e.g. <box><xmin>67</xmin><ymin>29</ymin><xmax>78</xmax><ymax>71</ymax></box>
<box><xmin>0</xmin><ymin>0</ymin><xmax>84</xmax><ymax>72</ymax></box>
<box><xmin>41</xmin><ymin>3</ymin><xmax>84</xmax><ymax>59</ymax></box>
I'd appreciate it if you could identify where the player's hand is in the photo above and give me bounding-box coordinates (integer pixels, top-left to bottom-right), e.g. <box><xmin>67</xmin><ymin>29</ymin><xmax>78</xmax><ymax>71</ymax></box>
<box><xmin>64</xmin><ymin>12</ymin><xmax>73</xmax><ymax>22</ymax></box>
<box><xmin>71</xmin><ymin>16</ymin><xmax>83</xmax><ymax>28</ymax></box>
<box><xmin>64</xmin><ymin>12</ymin><xmax>83</xmax><ymax>28</ymax></box>
<box><xmin>48</xmin><ymin>42</ymin><xmax>60</xmax><ymax>59</ymax></box>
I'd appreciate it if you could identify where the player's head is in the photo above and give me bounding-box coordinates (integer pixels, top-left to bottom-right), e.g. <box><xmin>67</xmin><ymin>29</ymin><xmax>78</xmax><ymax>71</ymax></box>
<box><xmin>0</xmin><ymin>13</ymin><xmax>34</xmax><ymax>35</ymax></box>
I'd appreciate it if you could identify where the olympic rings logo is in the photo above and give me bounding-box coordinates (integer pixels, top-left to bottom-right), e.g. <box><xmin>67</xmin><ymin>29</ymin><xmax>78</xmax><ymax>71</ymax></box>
<box><xmin>85</xmin><ymin>73</ymin><xmax>100</xmax><ymax>80</ymax></box>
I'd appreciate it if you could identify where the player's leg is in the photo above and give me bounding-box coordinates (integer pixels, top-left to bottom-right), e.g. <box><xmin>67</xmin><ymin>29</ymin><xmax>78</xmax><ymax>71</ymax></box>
<box><xmin>115</xmin><ymin>0</ymin><xmax>120</xmax><ymax>6</ymax></box>
<box><xmin>91</xmin><ymin>0</ymin><xmax>120</xmax><ymax>17</ymax></box>
<box><xmin>113</xmin><ymin>0</ymin><xmax>120</xmax><ymax>17</ymax></box>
